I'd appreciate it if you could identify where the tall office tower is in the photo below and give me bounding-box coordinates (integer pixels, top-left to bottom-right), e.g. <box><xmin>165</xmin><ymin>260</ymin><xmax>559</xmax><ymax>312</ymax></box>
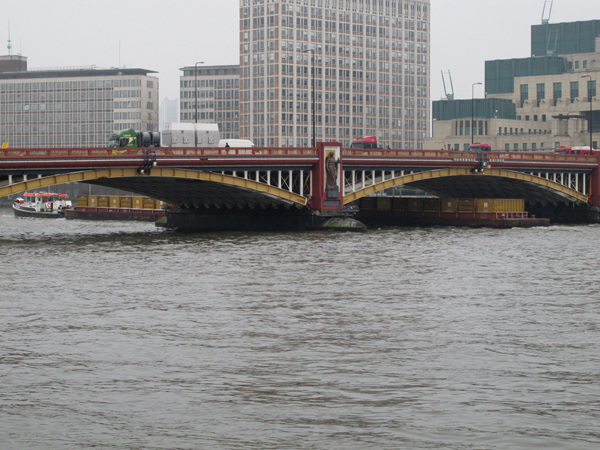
<box><xmin>0</xmin><ymin>56</ymin><xmax>159</xmax><ymax>148</ymax></box>
<box><xmin>239</xmin><ymin>0</ymin><xmax>430</xmax><ymax>148</ymax></box>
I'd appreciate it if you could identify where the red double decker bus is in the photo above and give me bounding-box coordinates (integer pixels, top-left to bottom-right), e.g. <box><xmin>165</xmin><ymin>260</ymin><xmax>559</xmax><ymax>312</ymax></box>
<box><xmin>556</xmin><ymin>146</ymin><xmax>599</xmax><ymax>155</ymax></box>
<box><xmin>469</xmin><ymin>143</ymin><xmax>492</xmax><ymax>152</ymax></box>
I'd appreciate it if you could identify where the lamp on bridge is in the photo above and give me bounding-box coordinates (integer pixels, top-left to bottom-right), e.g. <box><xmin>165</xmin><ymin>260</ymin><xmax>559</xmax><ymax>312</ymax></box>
<box><xmin>582</xmin><ymin>74</ymin><xmax>594</xmax><ymax>152</ymax></box>
<box><xmin>301</xmin><ymin>49</ymin><xmax>316</xmax><ymax>148</ymax></box>
<box><xmin>472</xmin><ymin>82</ymin><xmax>483</xmax><ymax>145</ymax></box>
<box><xmin>194</xmin><ymin>61</ymin><xmax>204</xmax><ymax>147</ymax></box>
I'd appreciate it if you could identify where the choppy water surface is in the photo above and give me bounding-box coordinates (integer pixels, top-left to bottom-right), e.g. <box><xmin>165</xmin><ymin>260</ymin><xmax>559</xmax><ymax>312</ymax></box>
<box><xmin>1</xmin><ymin>208</ymin><xmax>599</xmax><ymax>449</ymax></box>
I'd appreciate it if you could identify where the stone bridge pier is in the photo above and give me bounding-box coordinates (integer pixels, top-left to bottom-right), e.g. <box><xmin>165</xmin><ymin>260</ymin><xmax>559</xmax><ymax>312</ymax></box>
<box><xmin>161</xmin><ymin>142</ymin><xmax>366</xmax><ymax>232</ymax></box>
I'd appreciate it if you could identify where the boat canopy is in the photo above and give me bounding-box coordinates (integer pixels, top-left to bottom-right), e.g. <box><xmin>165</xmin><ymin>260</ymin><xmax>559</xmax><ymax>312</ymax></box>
<box><xmin>23</xmin><ymin>193</ymin><xmax>67</xmax><ymax>198</ymax></box>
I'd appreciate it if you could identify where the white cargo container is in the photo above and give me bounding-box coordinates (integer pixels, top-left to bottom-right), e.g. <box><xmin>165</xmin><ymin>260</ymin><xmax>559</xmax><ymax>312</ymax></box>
<box><xmin>161</xmin><ymin>123</ymin><xmax>220</xmax><ymax>147</ymax></box>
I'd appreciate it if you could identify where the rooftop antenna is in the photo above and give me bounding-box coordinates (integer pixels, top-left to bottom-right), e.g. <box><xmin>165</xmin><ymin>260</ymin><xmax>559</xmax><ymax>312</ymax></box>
<box><xmin>441</xmin><ymin>70</ymin><xmax>455</xmax><ymax>101</ymax></box>
<box><xmin>7</xmin><ymin>20</ymin><xmax>12</xmax><ymax>55</ymax></box>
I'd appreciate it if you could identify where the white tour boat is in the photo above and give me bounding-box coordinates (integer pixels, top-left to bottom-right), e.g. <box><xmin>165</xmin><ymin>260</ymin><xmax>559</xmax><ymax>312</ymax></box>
<box><xmin>12</xmin><ymin>193</ymin><xmax>73</xmax><ymax>218</ymax></box>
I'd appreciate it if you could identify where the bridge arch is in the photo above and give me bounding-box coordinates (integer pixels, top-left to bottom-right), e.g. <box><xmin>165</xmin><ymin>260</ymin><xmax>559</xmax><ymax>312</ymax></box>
<box><xmin>343</xmin><ymin>168</ymin><xmax>589</xmax><ymax>205</ymax></box>
<box><xmin>0</xmin><ymin>168</ymin><xmax>308</xmax><ymax>208</ymax></box>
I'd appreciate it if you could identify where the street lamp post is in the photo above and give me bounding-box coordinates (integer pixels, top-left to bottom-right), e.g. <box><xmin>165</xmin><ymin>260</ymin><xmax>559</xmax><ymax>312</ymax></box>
<box><xmin>302</xmin><ymin>49</ymin><xmax>316</xmax><ymax>148</ymax></box>
<box><xmin>194</xmin><ymin>61</ymin><xmax>204</xmax><ymax>147</ymax></box>
<box><xmin>582</xmin><ymin>75</ymin><xmax>593</xmax><ymax>152</ymax></box>
<box><xmin>472</xmin><ymin>82</ymin><xmax>482</xmax><ymax>145</ymax></box>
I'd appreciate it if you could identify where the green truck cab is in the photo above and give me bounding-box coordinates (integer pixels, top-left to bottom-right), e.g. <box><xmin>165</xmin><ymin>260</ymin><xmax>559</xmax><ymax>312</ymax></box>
<box><xmin>108</xmin><ymin>129</ymin><xmax>161</xmax><ymax>148</ymax></box>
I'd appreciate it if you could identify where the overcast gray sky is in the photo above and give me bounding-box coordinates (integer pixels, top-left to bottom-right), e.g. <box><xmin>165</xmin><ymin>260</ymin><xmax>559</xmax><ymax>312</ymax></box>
<box><xmin>3</xmin><ymin>0</ymin><xmax>600</xmax><ymax>104</ymax></box>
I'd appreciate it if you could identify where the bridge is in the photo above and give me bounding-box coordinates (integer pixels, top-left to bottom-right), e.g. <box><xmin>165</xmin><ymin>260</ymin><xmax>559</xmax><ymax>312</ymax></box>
<box><xmin>1</xmin><ymin>144</ymin><xmax>599</xmax><ymax>229</ymax></box>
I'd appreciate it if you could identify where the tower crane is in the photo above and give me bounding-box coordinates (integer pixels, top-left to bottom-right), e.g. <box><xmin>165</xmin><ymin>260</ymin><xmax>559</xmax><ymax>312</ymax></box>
<box><xmin>441</xmin><ymin>70</ymin><xmax>454</xmax><ymax>101</ymax></box>
<box><xmin>541</xmin><ymin>0</ymin><xmax>559</xmax><ymax>55</ymax></box>
<box><xmin>541</xmin><ymin>0</ymin><xmax>553</xmax><ymax>25</ymax></box>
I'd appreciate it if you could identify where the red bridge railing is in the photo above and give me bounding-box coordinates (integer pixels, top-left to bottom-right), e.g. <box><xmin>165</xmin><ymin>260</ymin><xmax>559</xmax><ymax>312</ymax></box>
<box><xmin>0</xmin><ymin>146</ymin><xmax>598</xmax><ymax>164</ymax></box>
<box><xmin>0</xmin><ymin>147</ymin><xmax>319</xmax><ymax>158</ymax></box>
<box><xmin>342</xmin><ymin>148</ymin><xmax>599</xmax><ymax>163</ymax></box>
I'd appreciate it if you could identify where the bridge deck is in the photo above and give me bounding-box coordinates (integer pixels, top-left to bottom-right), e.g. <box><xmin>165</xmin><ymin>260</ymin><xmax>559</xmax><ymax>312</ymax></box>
<box><xmin>1</xmin><ymin>146</ymin><xmax>599</xmax><ymax>208</ymax></box>
<box><xmin>1</xmin><ymin>147</ymin><xmax>597</xmax><ymax>171</ymax></box>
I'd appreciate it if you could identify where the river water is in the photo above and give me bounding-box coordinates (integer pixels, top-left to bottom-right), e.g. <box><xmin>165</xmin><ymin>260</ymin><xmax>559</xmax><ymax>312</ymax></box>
<box><xmin>1</xmin><ymin>207</ymin><xmax>599</xmax><ymax>449</ymax></box>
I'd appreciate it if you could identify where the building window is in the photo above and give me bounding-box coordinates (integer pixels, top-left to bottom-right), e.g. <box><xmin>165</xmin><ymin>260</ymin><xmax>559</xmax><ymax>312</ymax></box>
<box><xmin>536</xmin><ymin>83</ymin><xmax>545</xmax><ymax>107</ymax></box>
<box><xmin>570</xmin><ymin>81</ymin><xmax>579</xmax><ymax>103</ymax></box>
<box><xmin>586</xmin><ymin>80</ymin><xmax>597</xmax><ymax>100</ymax></box>
<box><xmin>520</xmin><ymin>84</ymin><xmax>529</xmax><ymax>107</ymax></box>
<box><xmin>553</xmin><ymin>82</ymin><xmax>562</xmax><ymax>106</ymax></box>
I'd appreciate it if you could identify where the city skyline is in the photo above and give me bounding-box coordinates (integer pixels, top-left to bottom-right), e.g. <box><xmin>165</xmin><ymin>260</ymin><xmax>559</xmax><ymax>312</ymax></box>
<box><xmin>3</xmin><ymin>0</ymin><xmax>600</xmax><ymax>106</ymax></box>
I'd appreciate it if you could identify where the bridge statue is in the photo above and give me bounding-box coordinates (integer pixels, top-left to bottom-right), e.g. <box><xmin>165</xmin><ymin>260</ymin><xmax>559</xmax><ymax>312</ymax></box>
<box><xmin>326</xmin><ymin>151</ymin><xmax>340</xmax><ymax>196</ymax></box>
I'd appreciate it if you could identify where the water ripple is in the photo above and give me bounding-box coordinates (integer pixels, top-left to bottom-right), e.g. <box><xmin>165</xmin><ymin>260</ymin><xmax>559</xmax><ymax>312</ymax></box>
<box><xmin>1</xmin><ymin>211</ymin><xmax>600</xmax><ymax>449</ymax></box>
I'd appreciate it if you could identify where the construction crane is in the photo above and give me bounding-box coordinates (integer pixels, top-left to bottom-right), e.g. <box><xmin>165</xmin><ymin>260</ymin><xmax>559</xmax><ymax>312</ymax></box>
<box><xmin>541</xmin><ymin>0</ymin><xmax>553</xmax><ymax>25</ymax></box>
<box><xmin>541</xmin><ymin>0</ymin><xmax>559</xmax><ymax>55</ymax></box>
<box><xmin>441</xmin><ymin>70</ymin><xmax>454</xmax><ymax>101</ymax></box>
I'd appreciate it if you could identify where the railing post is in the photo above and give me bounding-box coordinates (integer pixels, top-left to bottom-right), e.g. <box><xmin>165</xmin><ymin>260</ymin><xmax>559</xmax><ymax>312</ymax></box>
<box><xmin>591</xmin><ymin>153</ymin><xmax>600</xmax><ymax>207</ymax></box>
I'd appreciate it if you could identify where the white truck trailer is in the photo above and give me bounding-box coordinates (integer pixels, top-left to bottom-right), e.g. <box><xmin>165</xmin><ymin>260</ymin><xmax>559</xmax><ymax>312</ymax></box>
<box><xmin>160</xmin><ymin>123</ymin><xmax>220</xmax><ymax>147</ymax></box>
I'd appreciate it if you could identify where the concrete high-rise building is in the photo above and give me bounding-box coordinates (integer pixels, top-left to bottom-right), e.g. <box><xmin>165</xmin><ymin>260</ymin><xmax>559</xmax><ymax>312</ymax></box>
<box><xmin>0</xmin><ymin>55</ymin><xmax>159</xmax><ymax>148</ymax></box>
<box><xmin>239</xmin><ymin>0</ymin><xmax>430</xmax><ymax>148</ymax></box>
<box><xmin>179</xmin><ymin>65</ymin><xmax>240</xmax><ymax>140</ymax></box>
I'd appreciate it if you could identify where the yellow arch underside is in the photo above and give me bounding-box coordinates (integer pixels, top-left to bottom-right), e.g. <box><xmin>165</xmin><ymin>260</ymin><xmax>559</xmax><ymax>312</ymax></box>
<box><xmin>342</xmin><ymin>168</ymin><xmax>589</xmax><ymax>204</ymax></box>
<box><xmin>0</xmin><ymin>168</ymin><xmax>308</xmax><ymax>206</ymax></box>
